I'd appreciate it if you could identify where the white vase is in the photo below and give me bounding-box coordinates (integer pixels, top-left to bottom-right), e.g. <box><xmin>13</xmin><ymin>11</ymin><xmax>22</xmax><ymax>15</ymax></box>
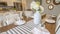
<box><xmin>34</xmin><ymin>11</ymin><xmax>41</xmax><ymax>25</ymax></box>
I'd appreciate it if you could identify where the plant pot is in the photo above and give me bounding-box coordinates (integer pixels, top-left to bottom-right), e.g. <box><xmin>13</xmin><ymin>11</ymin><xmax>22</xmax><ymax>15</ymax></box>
<box><xmin>34</xmin><ymin>11</ymin><xmax>41</xmax><ymax>25</ymax></box>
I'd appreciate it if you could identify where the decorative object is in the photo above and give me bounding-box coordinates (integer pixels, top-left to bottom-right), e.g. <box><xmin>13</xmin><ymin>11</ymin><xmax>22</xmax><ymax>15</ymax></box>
<box><xmin>53</xmin><ymin>0</ymin><xmax>60</xmax><ymax>5</ymax></box>
<box><xmin>30</xmin><ymin>1</ymin><xmax>44</xmax><ymax>25</ymax></box>
<box><xmin>46</xmin><ymin>0</ymin><xmax>51</xmax><ymax>4</ymax></box>
<box><xmin>30</xmin><ymin>1</ymin><xmax>50</xmax><ymax>34</ymax></box>
<box><xmin>34</xmin><ymin>11</ymin><xmax>41</xmax><ymax>24</ymax></box>
<box><xmin>48</xmin><ymin>4</ymin><xmax>54</xmax><ymax>10</ymax></box>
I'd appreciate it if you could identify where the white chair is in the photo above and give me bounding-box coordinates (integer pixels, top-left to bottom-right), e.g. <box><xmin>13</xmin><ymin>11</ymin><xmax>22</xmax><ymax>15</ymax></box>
<box><xmin>24</xmin><ymin>11</ymin><xmax>34</xmax><ymax>18</ymax></box>
<box><xmin>3</xmin><ymin>12</ymin><xmax>16</xmax><ymax>26</ymax></box>
<box><xmin>5</xmin><ymin>11</ymin><xmax>25</xmax><ymax>26</ymax></box>
<box><xmin>18</xmin><ymin>11</ymin><xmax>23</xmax><ymax>19</ymax></box>
<box><xmin>45</xmin><ymin>14</ymin><xmax>56</xmax><ymax>23</ymax></box>
<box><xmin>13</xmin><ymin>13</ymin><xmax>25</xmax><ymax>25</ymax></box>
<box><xmin>56</xmin><ymin>15</ymin><xmax>60</xmax><ymax>34</ymax></box>
<box><xmin>2</xmin><ymin>11</ymin><xmax>25</xmax><ymax>26</ymax></box>
<box><xmin>0</xmin><ymin>13</ymin><xmax>3</xmax><ymax>27</ymax></box>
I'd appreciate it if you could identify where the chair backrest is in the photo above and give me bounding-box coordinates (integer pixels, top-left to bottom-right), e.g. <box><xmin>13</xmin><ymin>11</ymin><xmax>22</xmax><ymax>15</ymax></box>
<box><xmin>3</xmin><ymin>12</ymin><xmax>16</xmax><ymax>26</ymax></box>
<box><xmin>0</xmin><ymin>13</ymin><xmax>4</xmax><ymax>21</ymax></box>
<box><xmin>16</xmin><ymin>11</ymin><xmax>23</xmax><ymax>19</ymax></box>
<box><xmin>24</xmin><ymin>11</ymin><xmax>34</xmax><ymax>18</ymax></box>
<box><xmin>0</xmin><ymin>13</ymin><xmax>4</xmax><ymax>27</ymax></box>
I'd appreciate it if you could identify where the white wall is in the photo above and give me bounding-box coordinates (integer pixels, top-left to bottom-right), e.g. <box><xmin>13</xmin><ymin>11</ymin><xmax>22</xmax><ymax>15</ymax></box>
<box><xmin>26</xmin><ymin>0</ymin><xmax>60</xmax><ymax>16</ymax></box>
<box><xmin>42</xmin><ymin>0</ymin><xmax>60</xmax><ymax>16</ymax></box>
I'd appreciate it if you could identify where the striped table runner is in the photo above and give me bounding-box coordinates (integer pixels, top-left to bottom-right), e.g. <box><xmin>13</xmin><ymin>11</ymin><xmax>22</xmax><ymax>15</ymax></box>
<box><xmin>0</xmin><ymin>20</ymin><xmax>37</xmax><ymax>34</ymax></box>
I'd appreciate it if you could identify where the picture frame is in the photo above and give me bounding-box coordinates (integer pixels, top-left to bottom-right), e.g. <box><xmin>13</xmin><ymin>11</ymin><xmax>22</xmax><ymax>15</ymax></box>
<box><xmin>53</xmin><ymin>0</ymin><xmax>60</xmax><ymax>5</ymax></box>
<box><xmin>46</xmin><ymin>0</ymin><xmax>51</xmax><ymax>4</ymax></box>
<box><xmin>48</xmin><ymin>4</ymin><xmax>54</xmax><ymax>10</ymax></box>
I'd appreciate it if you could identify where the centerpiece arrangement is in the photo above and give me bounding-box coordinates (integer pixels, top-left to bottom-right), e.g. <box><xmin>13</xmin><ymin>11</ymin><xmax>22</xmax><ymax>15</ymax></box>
<box><xmin>30</xmin><ymin>1</ymin><xmax>50</xmax><ymax>34</ymax></box>
<box><xmin>31</xmin><ymin>1</ymin><xmax>44</xmax><ymax>25</ymax></box>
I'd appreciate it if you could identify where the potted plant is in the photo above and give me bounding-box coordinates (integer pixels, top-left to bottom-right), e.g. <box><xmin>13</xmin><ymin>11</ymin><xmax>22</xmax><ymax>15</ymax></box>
<box><xmin>30</xmin><ymin>1</ymin><xmax>44</xmax><ymax>25</ymax></box>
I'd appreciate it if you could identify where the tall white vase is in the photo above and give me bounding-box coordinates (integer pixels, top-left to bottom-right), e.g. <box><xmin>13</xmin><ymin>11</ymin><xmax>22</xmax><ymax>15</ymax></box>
<box><xmin>34</xmin><ymin>11</ymin><xmax>41</xmax><ymax>25</ymax></box>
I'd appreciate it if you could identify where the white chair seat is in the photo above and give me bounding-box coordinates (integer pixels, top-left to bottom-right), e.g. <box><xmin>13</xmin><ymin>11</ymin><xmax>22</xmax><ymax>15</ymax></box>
<box><xmin>45</xmin><ymin>19</ymin><xmax>55</xmax><ymax>23</ymax></box>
